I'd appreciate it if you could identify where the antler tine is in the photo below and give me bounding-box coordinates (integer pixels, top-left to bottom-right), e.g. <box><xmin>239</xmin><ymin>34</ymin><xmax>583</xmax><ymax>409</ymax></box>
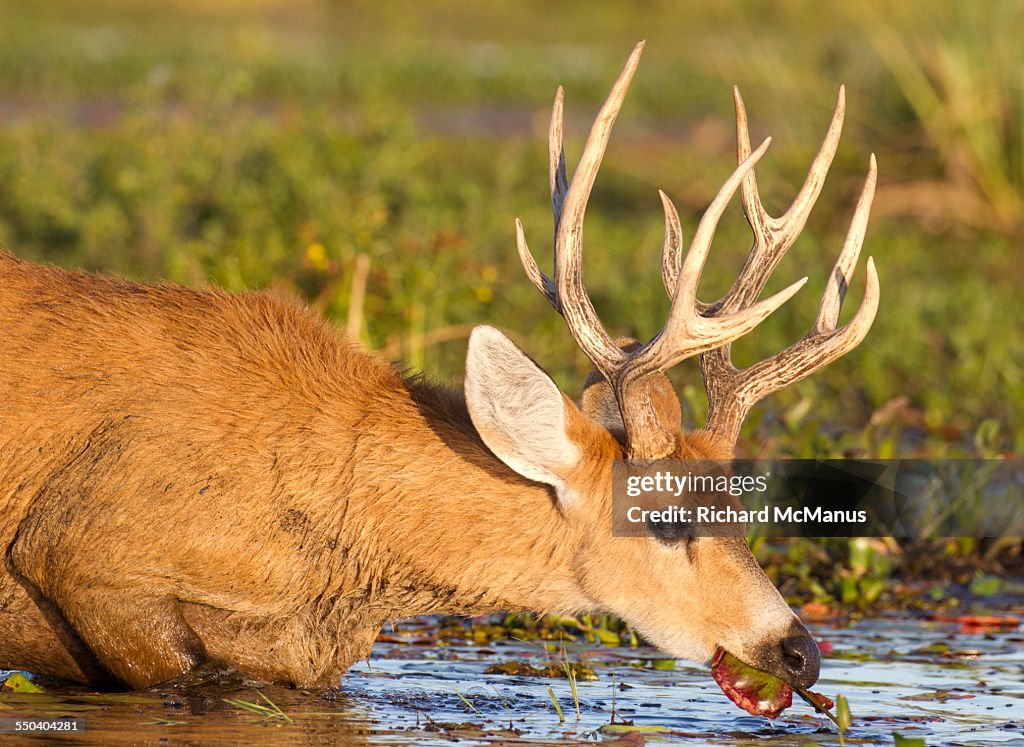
<box><xmin>550</xmin><ymin>86</ymin><xmax>570</xmax><ymax>231</ymax></box>
<box><xmin>514</xmin><ymin>85</ymin><xmax>569</xmax><ymax>312</ymax></box>
<box><xmin>701</xmin><ymin>156</ymin><xmax>880</xmax><ymax>449</ymax></box>
<box><xmin>552</xmin><ymin>41</ymin><xmax>646</xmax><ymax>376</ymax></box>
<box><xmin>734</xmin><ymin>85</ymin><xmax>767</xmax><ymax>237</ymax></box>
<box><xmin>778</xmin><ymin>86</ymin><xmax>846</xmax><ymax>235</ymax></box>
<box><xmin>516</xmin><ymin>41</ymin><xmax>646</xmax><ymax>376</ymax></box>
<box><xmin>515</xmin><ymin>218</ymin><xmax>557</xmax><ymax>307</ymax></box>
<box><xmin>816</xmin><ymin>154</ymin><xmax>876</xmax><ymax>332</ymax></box>
<box><xmin>659</xmin><ymin>190</ymin><xmax>683</xmax><ymax>298</ymax></box>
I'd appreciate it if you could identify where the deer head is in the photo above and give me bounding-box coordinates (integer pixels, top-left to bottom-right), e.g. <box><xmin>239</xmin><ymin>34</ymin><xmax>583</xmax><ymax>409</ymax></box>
<box><xmin>464</xmin><ymin>41</ymin><xmax>877</xmax><ymax>694</ymax></box>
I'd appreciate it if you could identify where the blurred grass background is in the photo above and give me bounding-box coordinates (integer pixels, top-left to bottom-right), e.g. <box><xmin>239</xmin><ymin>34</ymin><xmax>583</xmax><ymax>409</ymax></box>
<box><xmin>0</xmin><ymin>0</ymin><xmax>1020</xmax><ymax>463</ymax></box>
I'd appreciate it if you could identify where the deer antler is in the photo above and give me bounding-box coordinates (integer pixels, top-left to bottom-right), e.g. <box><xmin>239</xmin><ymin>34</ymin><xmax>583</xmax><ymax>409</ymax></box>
<box><xmin>677</xmin><ymin>88</ymin><xmax>880</xmax><ymax>451</ymax></box>
<box><xmin>516</xmin><ymin>42</ymin><xmax>878</xmax><ymax>459</ymax></box>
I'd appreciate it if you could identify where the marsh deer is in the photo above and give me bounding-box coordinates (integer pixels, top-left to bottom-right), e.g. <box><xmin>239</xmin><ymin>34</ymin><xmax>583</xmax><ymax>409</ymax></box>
<box><xmin>0</xmin><ymin>42</ymin><xmax>877</xmax><ymax>698</ymax></box>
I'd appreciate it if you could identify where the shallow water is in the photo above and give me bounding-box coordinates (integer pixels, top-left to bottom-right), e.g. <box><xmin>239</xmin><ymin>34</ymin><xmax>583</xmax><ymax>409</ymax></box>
<box><xmin>2</xmin><ymin>614</ymin><xmax>1022</xmax><ymax>746</ymax></box>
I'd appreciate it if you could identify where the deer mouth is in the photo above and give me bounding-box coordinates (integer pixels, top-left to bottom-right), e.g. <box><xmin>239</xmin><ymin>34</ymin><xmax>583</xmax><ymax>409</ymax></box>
<box><xmin>710</xmin><ymin>647</ymin><xmax>793</xmax><ymax>718</ymax></box>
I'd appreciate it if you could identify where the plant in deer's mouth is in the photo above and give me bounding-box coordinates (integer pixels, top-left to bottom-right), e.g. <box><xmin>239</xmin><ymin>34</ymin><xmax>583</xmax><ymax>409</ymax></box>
<box><xmin>710</xmin><ymin>648</ymin><xmax>836</xmax><ymax>721</ymax></box>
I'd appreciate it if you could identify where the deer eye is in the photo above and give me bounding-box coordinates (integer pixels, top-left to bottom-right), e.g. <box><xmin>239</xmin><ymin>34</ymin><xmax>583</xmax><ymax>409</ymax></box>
<box><xmin>646</xmin><ymin>516</ymin><xmax>694</xmax><ymax>546</ymax></box>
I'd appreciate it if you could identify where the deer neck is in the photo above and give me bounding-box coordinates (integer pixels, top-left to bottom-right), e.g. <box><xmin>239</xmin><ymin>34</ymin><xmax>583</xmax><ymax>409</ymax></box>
<box><xmin>343</xmin><ymin>376</ymin><xmax>596</xmax><ymax>620</ymax></box>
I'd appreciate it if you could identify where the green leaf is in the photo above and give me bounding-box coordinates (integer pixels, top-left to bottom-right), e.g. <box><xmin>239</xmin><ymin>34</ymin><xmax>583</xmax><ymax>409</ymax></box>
<box><xmin>860</xmin><ymin>577</ymin><xmax>885</xmax><ymax>603</ymax></box>
<box><xmin>848</xmin><ymin>537</ymin><xmax>872</xmax><ymax>575</ymax></box>
<box><xmin>840</xmin><ymin>573</ymin><xmax>859</xmax><ymax>605</ymax></box>
<box><xmin>590</xmin><ymin>628</ymin><xmax>623</xmax><ymax>646</ymax></box>
<box><xmin>600</xmin><ymin>724</ymin><xmax>670</xmax><ymax>733</ymax></box>
<box><xmin>969</xmin><ymin>574</ymin><xmax>1001</xmax><ymax>596</ymax></box>
<box><xmin>0</xmin><ymin>673</ymin><xmax>43</xmax><ymax>693</ymax></box>
<box><xmin>837</xmin><ymin>694</ymin><xmax>852</xmax><ymax>731</ymax></box>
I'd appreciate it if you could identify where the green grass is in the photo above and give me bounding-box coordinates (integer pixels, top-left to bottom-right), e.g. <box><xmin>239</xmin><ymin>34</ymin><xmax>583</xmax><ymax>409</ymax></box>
<box><xmin>545</xmin><ymin>686</ymin><xmax>564</xmax><ymax>723</ymax></box>
<box><xmin>0</xmin><ymin>0</ymin><xmax>1019</xmax><ymax>464</ymax></box>
<box><xmin>223</xmin><ymin>692</ymin><xmax>293</xmax><ymax>724</ymax></box>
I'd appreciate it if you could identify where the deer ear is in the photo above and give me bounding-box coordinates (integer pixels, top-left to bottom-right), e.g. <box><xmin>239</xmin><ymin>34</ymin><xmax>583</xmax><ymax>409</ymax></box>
<box><xmin>581</xmin><ymin>370</ymin><xmax>627</xmax><ymax>445</ymax></box>
<box><xmin>464</xmin><ymin>326</ymin><xmax>581</xmax><ymax>491</ymax></box>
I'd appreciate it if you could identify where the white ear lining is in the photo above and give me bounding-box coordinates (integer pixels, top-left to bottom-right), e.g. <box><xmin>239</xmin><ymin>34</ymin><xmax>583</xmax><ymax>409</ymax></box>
<box><xmin>464</xmin><ymin>326</ymin><xmax>581</xmax><ymax>495</ymax></box>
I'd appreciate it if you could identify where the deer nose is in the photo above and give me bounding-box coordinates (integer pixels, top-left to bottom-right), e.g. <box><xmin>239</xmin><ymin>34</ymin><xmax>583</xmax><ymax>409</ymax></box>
<box><xmin>779</xmin><ymin>626</ymin><xmax>820</xmax><ymax>688</ymax></box>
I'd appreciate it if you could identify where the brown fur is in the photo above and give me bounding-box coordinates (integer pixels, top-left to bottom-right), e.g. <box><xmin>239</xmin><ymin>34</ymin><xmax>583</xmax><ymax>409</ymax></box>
<box><xmin>0</xmin><ymin>250</ymin><xmax>808</xmax><ymax>690</ymax></box>
<box><xmin>0</xmin><ymin>251</ymin><xmax>582</xmax><ymax>686</ymax></box>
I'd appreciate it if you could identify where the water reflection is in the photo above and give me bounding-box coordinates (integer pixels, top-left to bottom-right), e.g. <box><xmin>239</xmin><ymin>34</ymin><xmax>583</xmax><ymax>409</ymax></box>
<box><xmin>1</xmin><ymin>615</ymin><xmax>1021</xmax><ymax>745</ymax></box>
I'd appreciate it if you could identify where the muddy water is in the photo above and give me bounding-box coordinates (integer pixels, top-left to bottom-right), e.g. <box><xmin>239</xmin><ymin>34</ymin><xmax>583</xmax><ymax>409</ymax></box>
<box><xmin>2</xmin><ymin>615</ymin><xmax>1022</xmax><ymax>746</ymax></box>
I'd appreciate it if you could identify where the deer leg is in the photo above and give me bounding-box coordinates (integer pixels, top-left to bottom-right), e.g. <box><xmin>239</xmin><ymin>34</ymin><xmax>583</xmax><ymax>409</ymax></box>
<box><xmin>0</xmin><ymin>565</ymin><xmax>116</xmax><ymax>686</ymax></box>
<box><xmin>9</xmin><ymin>514</ymin><xmax>207</xmax><ymax>690</ymax></box>
<box><xmin>48</xmin><ymin>589</ymin><xmax>206</xmax><ymax>689</ymax></box>
<box><xmin>17</xmin><ymin>576</ymin><xmax>206</xmax><ymax>690</ymax></box>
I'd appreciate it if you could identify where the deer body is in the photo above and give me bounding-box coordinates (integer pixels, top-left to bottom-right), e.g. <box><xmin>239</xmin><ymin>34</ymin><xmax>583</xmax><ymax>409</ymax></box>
<box><xmin>1</xmin><ymin>43</ymin><xmax>877</xmax><ymax>697</ymax></box>
<box><xmin>0</xmin><ymin>251</ymin><xmax>593</xmax><ymax>687</ymax></box>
